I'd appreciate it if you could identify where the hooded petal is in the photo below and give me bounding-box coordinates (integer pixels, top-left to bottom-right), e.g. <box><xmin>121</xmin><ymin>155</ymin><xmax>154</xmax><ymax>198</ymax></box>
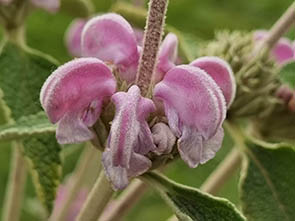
<box><xmin>82</xmin><ymin>13</ymin><xmax>139</xmax><ymax>82</ymax></box>
<box><xmin>154</xmin><ymin>65</ymin><xmax>226</xmax><ymax>167</ymax></box>
<box><xmin>254</xmin><ymin>30</ymin><xmax>294</xmax><ymax>64</ymax></box>
<box><xmin>154</xmin><ymin>33</ymin><xmax>178</xmax><ymax>82</ymax></box>
<box><xmin>102</xmin><ymin>85</ymin><xmax>155</xmax><ymax>190</ymax></box>
<box><xmin>30</xmin><ymin>0</ymin><xmax>60</xmax><ymax>12</ymax></box>
<box><xmin>190</xmin><ymin>56</ymin><xmax>236</xmax><ymax>108</ymax></box>
<box><xmin>40</xmin><ymin>57</ymin><xmax>116</xmax><ymax>143</ymax></box>
<box><xmin>65</xmin><ymin>19</ymin><xmax>87</xmax><ymax>57</ymax></box>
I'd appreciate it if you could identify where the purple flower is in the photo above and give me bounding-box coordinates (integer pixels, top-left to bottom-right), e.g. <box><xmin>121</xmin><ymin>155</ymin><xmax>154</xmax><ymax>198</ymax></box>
<box><xmin>81</xmin><ymin>13</ymin><xmax>140</xmax><ymax>83</ymax></box>
<box><xmin>254</xmin><ymin>30</ymin><xmax>294</xmax><ymax>65</ymax></box>
<box><xmin>41</xmin><ymin>13</ymin><xmax>235</xmax><ymax>189</ymax></box>
<box><xmin>102</xmin><ymin>85</ymin><xmax>156</xmax><ymax>189</ymax></box>
<box><xmin>40</xmin><ymin>58</ymin><xmax>116</xmax><ymax>144</ymax></box>
<box><xmin>65</xmin><ymin>19</ymin><xmax>87</xmax><ymax>57</ymax></box>
<box><xmin>190</xmin><ymin>56</ymin><xmax>236</xmax><ymax>108</ymax></box>
<box><xmin>154</xmin><ymin>65</ymin><xmax>227</xmax><ymax>167</ymax></box>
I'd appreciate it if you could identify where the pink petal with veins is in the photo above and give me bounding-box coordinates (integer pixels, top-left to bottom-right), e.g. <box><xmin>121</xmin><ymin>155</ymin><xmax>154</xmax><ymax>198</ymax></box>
<box><xmin>65</xmin><ymin>19</ymin><xmax>87</xmax><ymax>57</ymax></box>
<box><xmin>154</xmin><ymin>65</ymin><xmax>226</xmax><ymax>167</ymax></box>
<box><xmin>102</xmin><ymin>85</ymin><xmax>155</xmax><ymax>190</ymax></box>
<box><xmin>40</xmin><ymin>57</ymin><xmax>116</xmax><ymax>144</ymax></box>
<box><xmin>190</xmin><ymin>56</ymin><xmax>236</xmax><ymax>107</ymax></box>
<box><xmin>82</xmin><ymin>13</ymin><xmax>139</xmax><ymax>82</ymax></box>
<box><xmin>155</xmin><ymin>33</ymin><xmax>178</xmax><ymax>82</ymax></box>
<box><xmin>254</xmin><ymin>30</ymin><xmax>294</xmax><ymax>64</ymax></box>
<box><xmin>31</xmin><ymin>0</ymin><xmax>60</xmax><ymax>12</ymax></box>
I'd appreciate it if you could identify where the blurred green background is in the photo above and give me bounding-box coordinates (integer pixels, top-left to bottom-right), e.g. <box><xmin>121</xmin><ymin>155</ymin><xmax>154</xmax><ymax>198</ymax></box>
<box><xmin>0</xmin><ymin>0</ymin><xmax>294</xmax><ymax>220</ymax></box>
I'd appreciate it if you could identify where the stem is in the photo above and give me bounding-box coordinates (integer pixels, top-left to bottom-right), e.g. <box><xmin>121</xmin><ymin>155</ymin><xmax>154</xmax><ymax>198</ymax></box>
<box><xmin>100</xmin><ymin>179</ymin><xmax>147</xmax><ymax>221</ymax></box>
<box><xmin>200</xmin><ymin>148</ymin><xmax>241</xmax><ymax>195</ymax></box>
<box><xmin>76</xmin><ymin>170</ymin><xmax>114</xmax><ymax>221</ymax></box>
<box><xmin>50</xmin><ymin>145</ymin><xmax>100</xmax><ymax>221</ymax></box>
<box><xmin>260</xmin><ymin>2</ymin><xmax>295</xmax><ymax>52</ymax></box>
<box><xmin>2</xmin><ymin>143</ymin><xmax>27</xmax><ymax>221</ymax></box>
<box><xmin>135</xmin><ymin>0</ymin><xmax>169</xmax><ymax>96</ymax></box>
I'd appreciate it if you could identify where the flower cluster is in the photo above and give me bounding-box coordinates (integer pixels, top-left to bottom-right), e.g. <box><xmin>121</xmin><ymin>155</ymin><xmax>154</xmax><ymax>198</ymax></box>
<box><xmin>40</xmin><ymin>13</ymin><xmax>236</xmax><ymax>189</ymax></box>
<box><xmin>0</xmin><ymin>0</ymin><xmax>59</xmax><ymax>12</ymax></box>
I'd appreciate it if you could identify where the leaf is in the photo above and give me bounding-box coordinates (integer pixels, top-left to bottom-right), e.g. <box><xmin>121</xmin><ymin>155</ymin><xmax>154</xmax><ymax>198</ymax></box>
<box><xmin>60</xmin><ymin>0</ymin><xmax>94</xmax><ymax>17</ymax></box>
<box><xmin>0</xmin><ymin>112</ymin><xmax>56</xmax><ymax>142</ymax></box>
<box><xmin>279</xmin><ymin>61</ymin><xmax>295</xmax><ymax>89</ymax></box>
<box><xmin>0</xmin><ymin>43</ymin><xmax>61</xmax><ymax>213</ymax></box>
<box><xmin>142</xmin><ymin>172</ymin><xmax>246</xmax><ymax>221</ymax></box>
<box><xmin>22</xmin><ymin>133</ymin><xmax>62</xmax><ymax>212</ymax></box>
<box><xmin>0</xmin><ymin>43</ymin><xmax>57</xmax><ymax>120</ymax></box>
<box><xmin>240</xmin><ymin>142</ymin><xmax>295</xmax><ymax>221</ymax></box>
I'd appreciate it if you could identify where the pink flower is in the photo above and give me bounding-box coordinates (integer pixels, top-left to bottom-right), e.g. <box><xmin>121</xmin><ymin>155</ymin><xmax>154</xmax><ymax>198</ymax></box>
<box><xmin>154</xmin><ymin>65</ymin><xmax>227</xmax><ymax>167</ymax></box>
<box><xmin>40</xmin><ymin>58</ymin><xmax>116</xmax><ymax>144</ymax></box>
<box><xmin>41</xmin><ymin>13</ymin><xmax>235</xmax><ymax>189</ymax></box>
<box><xmin>254</xmin><ymin>30</ymin><xmax>294</xmax><ymax>65</ymax></box>
<box><xmin>102</xmin><ymin>86</ymin><xmax>156</xmax><ymax>189</ymax></box>
<box><xmin>190</xmin><ymin>56</ymin><xmax>236</xmax><ymax>108</ymax></box>
<box><xmin>65</xmin><ymin>19</ymin><xmax>87</xmax><ymax>57</ymax></box>
<box><xmin>81</xmin><ymin>13</ymin><xmax>140</xmax><ymax>83</ymax></box>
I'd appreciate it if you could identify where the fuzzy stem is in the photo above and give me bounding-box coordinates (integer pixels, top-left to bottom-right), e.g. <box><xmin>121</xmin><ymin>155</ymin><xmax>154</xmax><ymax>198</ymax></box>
<box><xmin>100</xmin><ymin>179</ymin><xmax>147</xmax><ymax>221</ymax></box>
<box><xmin>200</xmin><ymin>148</ymin><xmax>241</xmax><ymax>194</ymax></box>
<box><xmin>260</xmin><ymin>2</ymin><xmax>295</xmax><ymax>52</ymax></box>
<box><xmin>2</xmin><ymin>143</ymin><xmax>27</xmax><ymax>221</ymax></box>
<box><xmin>76</xmin><ymin>170</ymin><xmax>114</xmax><ymax>221</ymax></box>
<box><xmin>135</xmin><ymin>0</ymin><xmax>169</xmax><ymax>96</ymax></box>
<box><xmin>50</xmin><ymin>145</ymin><xmax>100</xmax><ymax>221</ymax></box>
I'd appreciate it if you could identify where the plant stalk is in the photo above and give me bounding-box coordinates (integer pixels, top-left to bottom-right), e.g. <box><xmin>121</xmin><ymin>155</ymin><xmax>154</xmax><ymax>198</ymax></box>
<box><xmin>100</xmin><ymin>179</ymin><xmax>147</xmax><ymax>221</ymax></box>
<box><xmin>200</xmin><ymin>148</ymin><xmax>241</xmax><ymax>195</ymax></box>
<box><xmin>50</xmin><ymin>145</ymin><xmax>100</xmax><ymax>221</ymax></box>
<box><xmin>260</xmin><ymin>1</ymin><xmax>295</xmax><ymax>52</ymax></box>
<box><xmin>76</xmin><ymin>170</ymin><xmax>114</xmax><ymax>221</ymax></box>
<box><xmin>2</xmin><ymin>143</ymin><xmax>27</xmax><ymax>221</ymax></box>
<box><xmin>135</xmin><ymin>0</ymin><xmax>169</xmax><ymax>96</ymax></box>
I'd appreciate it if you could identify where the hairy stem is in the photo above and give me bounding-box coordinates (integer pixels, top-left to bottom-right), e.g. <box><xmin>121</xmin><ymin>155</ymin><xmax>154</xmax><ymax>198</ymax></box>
<box><xmin>200</xmin><ymin>148</ymin><xmax>241</xmax><ymax>194</ymax></box>
<box><xmin>2</xmin><ymin>143</ymin><xmax>27</xmax><ymax>221</ymax></box>
<box><xmin>136</xmin><ymin>0</ymin><xmax>169</xmax><ymax>96</ymax></box>
<box><xmin>50</xmin><ymin>145</ymin><xmax>100</xmax><ymax>221</ymax></box>
<box><xmin>260</xmin><ymin>2</ymin><xmax>295</xmax><ymax>52</ymax></box>
<box><xmin>100</xmin><ymin>179</ymin><xmax>147</xmax><ymax>221</ymax></box>
<box><xmin>76</xmin><ymin>170</ymin><xmax>114</xmax><ymax>221</ymax></box>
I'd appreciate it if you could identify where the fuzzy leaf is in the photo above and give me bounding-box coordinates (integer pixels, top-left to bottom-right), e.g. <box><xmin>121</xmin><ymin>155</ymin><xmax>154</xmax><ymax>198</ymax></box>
<box><xmin>0</xmin><ymin>112</ymin><xmax>56</xmax><ymax>141</ymax></box>
<box><xmin>279</xmin><ymin>61</ymin><xmax>295</xmax><ymax>89</ymax></box>
<box><xmin>22</xmin><ymin>133</ymin><xmax>61</xmax><ymax>212</ymax></box>
<box><xmin>0</xmin><ymin>43</ymin><xmax>61</xmax><ymax>213</ymax></box>
<box><xmin>240</xmin><ymin>142</ymin><xmax>295</xmax><ymax>221</ymax></box>
<box><xmin>143</xmin><ymin>172</ymin><xmax>245</xmax><ymax>221</ymax></box>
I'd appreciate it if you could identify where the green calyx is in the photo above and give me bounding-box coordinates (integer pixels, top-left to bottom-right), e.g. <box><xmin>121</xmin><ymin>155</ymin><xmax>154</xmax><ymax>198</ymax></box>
<box><xmin>199</xmin><ymin>31</ymin><xmax>281</xmax><ymax>119</ymax></box>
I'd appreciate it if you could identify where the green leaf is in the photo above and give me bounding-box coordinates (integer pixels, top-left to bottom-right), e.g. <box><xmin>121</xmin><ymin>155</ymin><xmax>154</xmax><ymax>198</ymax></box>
<box><xmin>0</xmin><ymin>43</ymin><xmax>57</xmax><ymax>120</ymax></box>
<box><xmin>240</xmin><ymin>142</ymin><xmax>295</xmax><ymax>221</ymax></box>
<box><xmin>0</xmin><ymin>43</ymin><xmax>61</xmax><ymax>213</ymax></box>
<box><xmin>279</xmin><ymin>61</ymin><xmax>295</xmax><ymax>89</ymax></box>
<box><xmin>142</xmin><ymin>172</ymin><xmax>245</xmax><ymax>221</ymax></box>
<box><xmin>22</xmin><ymin>133</ymin><xmax>62</xmax><ymax>212</ymax></box>
<box><xmin>0</xmin><ymin>112</ymin><xmax>56</xmax><ymax>142</ymax></box>
<box><xmin>60</xmin><ymin>0</ymin><xmax>94</xmax><ymax>17</ymax></box>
